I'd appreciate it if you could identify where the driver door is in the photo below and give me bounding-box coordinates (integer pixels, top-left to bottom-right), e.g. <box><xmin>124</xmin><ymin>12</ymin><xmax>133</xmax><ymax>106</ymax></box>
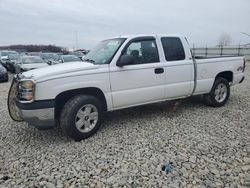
<box><xmin>109</xmin><ymin>37</ymin><xmax>165</xmax><ymax>109</ymax></box>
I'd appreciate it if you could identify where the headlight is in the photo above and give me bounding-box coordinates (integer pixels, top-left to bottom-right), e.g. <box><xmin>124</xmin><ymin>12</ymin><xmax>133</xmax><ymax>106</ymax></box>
<box><xmin>18</xmin><ymin>80</ymin><xmax>35</xmax><ymax>103</ymax></box>
<box><xmin>20</xmin><ymin>80</ymin><xmax>34</xmax><ymax>89</ymax></box>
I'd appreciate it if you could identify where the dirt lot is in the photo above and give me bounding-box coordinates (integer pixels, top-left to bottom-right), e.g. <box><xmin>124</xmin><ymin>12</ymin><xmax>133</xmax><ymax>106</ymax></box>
<box><xmin>0</xmin><ymin>64</ymin><xmax>250</xmax><ymax>187</ymax></box>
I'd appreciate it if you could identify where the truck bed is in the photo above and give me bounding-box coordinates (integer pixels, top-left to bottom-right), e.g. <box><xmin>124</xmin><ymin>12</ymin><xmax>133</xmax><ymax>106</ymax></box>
<box><xmin>193</xmin><ymin>56</ymin><xmax>245</xmax><ymax>95</ymax></box>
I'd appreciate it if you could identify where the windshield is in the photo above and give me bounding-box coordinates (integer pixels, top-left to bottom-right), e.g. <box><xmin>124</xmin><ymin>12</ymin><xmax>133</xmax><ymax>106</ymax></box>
<box><xmin>22</xmin><ymin>56</ymin><xmax>44</xmax><ymax>64</ymax></box>
<box><xmin>41</xmin><ymin>53</ymin><xmax>59</xmax><ymax>61</ymax></box>
<box><xmin>83</xmin><ymin>38</ymin><xmax>126</xmax><ymax>64</ymax></box>
<box><xmin>62</xmin><ymin>55</ymin><xmax>80</xmax><ymax>62</ymax></box>
<box><xmin>9</xmin><ymin>54</ymin><xmax>20</xmax><ymax>60</ymax></box>
<box><xmin>28</xmin><ymin>52</ymin><xmax>41</xmax><ymax>56</ymax></box>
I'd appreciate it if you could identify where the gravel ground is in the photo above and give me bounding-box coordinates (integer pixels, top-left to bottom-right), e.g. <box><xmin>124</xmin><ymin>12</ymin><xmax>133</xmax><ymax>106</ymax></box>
<box><xmin>0</xmin><ymin>64</ymin><xmax>250</xmax><ymax>188</ymax></box>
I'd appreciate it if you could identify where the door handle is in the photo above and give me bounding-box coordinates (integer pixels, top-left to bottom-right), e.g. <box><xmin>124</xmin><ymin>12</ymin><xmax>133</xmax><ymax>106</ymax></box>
<box><xmin>154</xmin><ymin>68</ymin><xmax>164</xmax><ymax>74</ymax></box>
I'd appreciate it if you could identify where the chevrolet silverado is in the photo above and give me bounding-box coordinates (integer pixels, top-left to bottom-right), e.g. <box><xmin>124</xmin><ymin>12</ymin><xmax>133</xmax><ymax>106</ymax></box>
<box><xmin>8</xmin><ymin>34</ymin><xmax>246</xmax><ymax>140</ymax></box>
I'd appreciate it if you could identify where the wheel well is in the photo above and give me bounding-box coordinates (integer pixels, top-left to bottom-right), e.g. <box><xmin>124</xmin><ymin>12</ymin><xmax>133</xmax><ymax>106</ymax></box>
<box><xmin>216</xmin><ymin>71</ymin><xmax>233</xmax><ymax>82</ymax></box>
<box><xmin>55</xmin><ymin>87</ymin><xmax>107</xmax><ymax>119</ymax></box>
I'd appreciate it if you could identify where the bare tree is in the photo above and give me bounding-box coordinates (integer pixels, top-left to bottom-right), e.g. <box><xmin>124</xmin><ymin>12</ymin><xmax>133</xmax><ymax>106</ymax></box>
<box><xmin>218</xmin><ymin>33</ymin><xmax>232</xmax><ymax>47</ymax></box>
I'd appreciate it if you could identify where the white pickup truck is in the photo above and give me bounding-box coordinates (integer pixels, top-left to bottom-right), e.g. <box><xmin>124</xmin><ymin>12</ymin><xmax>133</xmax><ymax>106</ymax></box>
<box><xmin>8</xmin><ymin>34</ymin><xmax>246</xmax><ymax>140</ymax></box>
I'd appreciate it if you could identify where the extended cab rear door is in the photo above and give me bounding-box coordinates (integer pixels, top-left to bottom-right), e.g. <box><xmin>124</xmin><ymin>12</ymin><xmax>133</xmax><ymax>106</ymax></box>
<box><xmin>159</xmin><ymin>36</ymin><xmax>194</xmax><ymax>99</ymax></box>
<box><xmin>109</xmin><ymin>36</ymin><xmax>165</xmax><ymax>109</ymax></box>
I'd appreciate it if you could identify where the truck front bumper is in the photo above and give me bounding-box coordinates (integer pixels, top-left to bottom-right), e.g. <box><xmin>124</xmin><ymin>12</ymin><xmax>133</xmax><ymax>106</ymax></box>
<box><xmin>19</xmin><ymin>108</ymin><xmax>55</xmax><ymax>129</ymax></box>
<box><xmin>16</xmin><ymin>100</ymin><xmax>56</xmax><ymax>129</ymax></box>
<box><xmin>8</xmin><ymin>77</ymin><xmax>55</xmax><ymax>129</ymax></box>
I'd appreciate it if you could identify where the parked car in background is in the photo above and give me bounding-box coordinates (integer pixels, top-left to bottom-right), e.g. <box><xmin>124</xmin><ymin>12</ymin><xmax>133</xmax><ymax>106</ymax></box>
<box><xmin>6</xmin><ymin>53</ymin><xmax>22</xmax><ymax>73</ymax></box>
<box><xmin>75</xmin><ymin>49</ymin><xmax>89</xmax><ymax>55</ymax></box>
<box><xmin>14</xmin><ymin>56</ymin><xmax>48</xmax><ymax>73</ymax></box>
<box><xmin>27</xmin><ymin>52</ymin><xmax>42</xmax><ymax>56</ymax></box>
<box><xmin>40</xmin><ymin>53</ymin><xmax>59</xmax><ymax>64</ymax></box>
<box><xmin>58</xmin><ymin>55</ymin><xmax>81</xmax><ymax>63</ymax></box>
<box><xmin>69</xmin><ymin>51</ymin><xmax>85</xmax><ymax>60</ymax></box>
<box><xmin>0</xmin><ymin>63</ymin><xmax>8</xmax><ymax>82</ymax></box>
<box><xmin>0</xmin><ymin>51</ymin><xmax>18</xmax><ymax>69</ymax></box>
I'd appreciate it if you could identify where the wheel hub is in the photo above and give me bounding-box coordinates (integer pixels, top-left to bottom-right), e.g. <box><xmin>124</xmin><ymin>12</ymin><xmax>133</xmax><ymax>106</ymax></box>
<box><xmin>74</xmin><ymin>104</ymin><xmax>98</xmax><ymax>133</ymax></box>
<box><xmin>214</xmin><ymin>83</ymin><xmax>227</xmax><ymax>103</ymax></box>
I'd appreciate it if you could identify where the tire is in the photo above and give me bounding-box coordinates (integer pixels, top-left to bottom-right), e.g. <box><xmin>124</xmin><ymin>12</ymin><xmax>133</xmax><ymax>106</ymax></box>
<box><xmin>204</xmin><ymin>77</ymin><xmax>230</xmax><ymax>107</ymax></box>
<box><xmin>60</xmin><ymin>95</ymin><xmax>103</xmax><ymax>141</ymax></box>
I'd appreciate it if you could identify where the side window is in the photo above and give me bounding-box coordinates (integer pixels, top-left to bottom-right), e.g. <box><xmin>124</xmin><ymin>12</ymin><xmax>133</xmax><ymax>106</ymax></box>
<box><xmin>161</xmin><ymin>37</ymin><xmax>185</xmax><ymax>61</ymax></box>
<box><xmin>124</xmin><ymin>39</ymin><xmax>160</xmax><ymax>64</ymax></box>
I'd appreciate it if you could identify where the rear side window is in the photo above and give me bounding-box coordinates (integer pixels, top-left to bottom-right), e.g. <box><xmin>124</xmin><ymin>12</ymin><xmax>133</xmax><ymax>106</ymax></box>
<box><xmin>161</xmin><ymin>37</ymin><xmax>185</xmax><ymax>61</ymax></box>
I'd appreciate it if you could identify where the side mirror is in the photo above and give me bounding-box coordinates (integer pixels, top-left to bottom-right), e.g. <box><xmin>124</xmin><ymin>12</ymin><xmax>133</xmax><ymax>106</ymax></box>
<box><xmin>116</xmin><ymin>55</ymin><xmax>134</xmax><ymax>67</ymax></box>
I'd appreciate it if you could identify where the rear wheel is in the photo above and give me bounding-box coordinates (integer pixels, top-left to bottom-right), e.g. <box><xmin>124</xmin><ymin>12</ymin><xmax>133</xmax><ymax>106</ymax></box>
<box><xmin>204</xmin><ymin>77</ymin><xmax>230</xmax><ymax>107</ymax></box>
<box><xmin>60</xmin><ymin>95</ymin><xmax>103</xmax><ymax>141</ymax></box>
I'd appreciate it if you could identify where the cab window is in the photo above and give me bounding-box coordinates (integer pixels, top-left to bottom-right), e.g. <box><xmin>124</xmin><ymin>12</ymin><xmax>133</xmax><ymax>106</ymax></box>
<box><xmin>123</xmin><ymin>39</ymin><xmax>160</xmax><ymax>65</ymax></box>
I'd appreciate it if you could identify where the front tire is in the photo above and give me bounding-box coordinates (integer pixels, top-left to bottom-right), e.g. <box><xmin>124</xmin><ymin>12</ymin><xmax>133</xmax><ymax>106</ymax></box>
<box><xmin>204</xmin><ymin>77</ymin><xmax>230</xmax><ymax>107</ymax></box>
<box><xmin>60</xmin><ymin>95</ymin><xmax>103</xmax><ymax>141</ymax></box>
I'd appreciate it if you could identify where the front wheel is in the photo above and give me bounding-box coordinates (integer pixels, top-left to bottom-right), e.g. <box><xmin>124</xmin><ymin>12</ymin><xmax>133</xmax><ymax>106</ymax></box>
<box><xmin>60</xmin><ymin>95</ymin><xmax>103</xmax><ymax>141</ymax></box>
<box><xmin>204</xmin><ymin>77</ymin><xmax>230</xmax><ymax>107</ymax></box>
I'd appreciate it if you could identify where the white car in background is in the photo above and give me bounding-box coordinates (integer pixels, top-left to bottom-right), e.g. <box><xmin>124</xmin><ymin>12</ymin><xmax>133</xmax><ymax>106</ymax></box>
<box><xmin>0</xmin><ymin>50</ymin><xmax>18</xmax><ymax>69</ymax></box>
<box><xmin>58</xmin><ymin>55</ymin><xmax>82</xmax><ymax>63</ymax></box>
<box><xmin>15</xmin><ymin>56</ymin><xmax>48</xmax><ymax>73</ymax></box>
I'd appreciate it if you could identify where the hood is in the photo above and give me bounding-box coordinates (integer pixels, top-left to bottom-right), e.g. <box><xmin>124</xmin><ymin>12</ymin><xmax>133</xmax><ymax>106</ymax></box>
<box><xmin>22</xmin><ymin>61</ymin><xmax>98</xmax><ymax>82</ymax></box>
<box><xmin>21</xmin><ymin>63</ymin><xmax>48</xmax><ymax>70</ymax></box>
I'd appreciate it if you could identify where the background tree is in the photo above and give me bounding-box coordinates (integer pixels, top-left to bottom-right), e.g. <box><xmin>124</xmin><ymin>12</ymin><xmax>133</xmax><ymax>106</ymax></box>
<box><xmin>0</xmin><ymin>44</ymin><xmax>68</xmax><ymax>53</ymax></box>
<box><xmin>218</xmin><ymin>33</ymin><xmax>232</xmax><ymax>47</ymax></box>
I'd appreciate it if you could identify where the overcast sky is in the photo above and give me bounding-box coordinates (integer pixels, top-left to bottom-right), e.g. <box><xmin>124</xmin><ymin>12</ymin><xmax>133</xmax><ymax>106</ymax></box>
<box><xmin>0</xmin><ymin>0</ymin><xmax>250</xmax><ymax>49</ymax></box>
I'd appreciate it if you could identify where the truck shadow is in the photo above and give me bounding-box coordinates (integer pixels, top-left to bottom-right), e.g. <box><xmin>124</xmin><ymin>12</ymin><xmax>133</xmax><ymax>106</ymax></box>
<box><xmin>12</xmin><ymin>95</ymin><xmax>206</xmax><ymax>143</ymax></box>
<box><xmin>100</xmin><ymin>96</ymin><xmax>206</xmax><ymax>130</ymax></box>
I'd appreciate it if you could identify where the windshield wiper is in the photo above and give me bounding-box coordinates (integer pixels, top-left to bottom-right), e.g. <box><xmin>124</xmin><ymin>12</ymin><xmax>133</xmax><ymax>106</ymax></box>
<box><xmin>83</xmin><ymin>59</ymin><xmax>95</xmax><ymax>63</ymax></box>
